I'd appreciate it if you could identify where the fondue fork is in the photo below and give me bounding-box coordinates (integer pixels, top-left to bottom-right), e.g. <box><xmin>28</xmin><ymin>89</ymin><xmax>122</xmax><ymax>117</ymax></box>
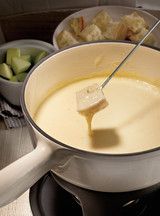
<box><xmin>76</xmin><ymin>19</ymin><xmax>160</xmax><ymax>115</ymax></box>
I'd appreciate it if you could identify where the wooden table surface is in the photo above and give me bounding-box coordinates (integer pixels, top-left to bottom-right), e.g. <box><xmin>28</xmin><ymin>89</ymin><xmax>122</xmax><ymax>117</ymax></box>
<box><xmin>0</xmin><ymin>120</ymin><xmax>33</xmax><ymax>216</ymax></box>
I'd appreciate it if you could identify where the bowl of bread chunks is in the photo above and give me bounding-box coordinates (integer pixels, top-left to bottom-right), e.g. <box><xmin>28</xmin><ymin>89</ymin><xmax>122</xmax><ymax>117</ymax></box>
<box><xmin>53</xmin><ymin>6</ymin><xmax>160</xmax><ymax>49</ymax></box>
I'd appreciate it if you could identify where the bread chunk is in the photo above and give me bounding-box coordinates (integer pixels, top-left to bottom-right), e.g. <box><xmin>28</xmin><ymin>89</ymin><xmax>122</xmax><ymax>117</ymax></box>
<box><xmin>79</xmin><ymin>24</ymin><xmax>104</xmax><ymax>42</ymax></box>
<box><xmin>122</xmin><ymin>12</ymin><xmax>147</xmax><ymax>34</ymax></box>
<box><xmin>103</xmin><ymin>21</ymin><xmax>127</xmax><ymax>40</ymax></box>
<box><xmin>69</xmin><ymin>17</ymin><xmax>85</xmax><ymax>35</ymax></box>
<box><xmin>92</xmin><ymin>10</ymin><xmax>111</xmax><ymax>32</ymax></box>
<box><xmin>76</xmin><ymin>83</ymin><xmax>108</xmax><ymax>115</ymax></box>
<box><xmin>128</xmin><ymin>28</ymin><xmax>155</xmax><ymax>46</ymax></box>
<box><xmin>57</xmin><ymin>30</ymin><xmax>79</xmax><ymax>48</ymax></box>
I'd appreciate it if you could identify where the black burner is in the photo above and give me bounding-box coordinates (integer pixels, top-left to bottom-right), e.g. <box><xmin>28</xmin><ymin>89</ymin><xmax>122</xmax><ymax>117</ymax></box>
<box><xmin>29</xmin><ymin>172</ymin><xmax>160</xmax><ymax>216</ymax></box>
<box><xmin>29</xmin><ymin>172</ymin><xmax>82</xmax><ymax>216</ymax></box>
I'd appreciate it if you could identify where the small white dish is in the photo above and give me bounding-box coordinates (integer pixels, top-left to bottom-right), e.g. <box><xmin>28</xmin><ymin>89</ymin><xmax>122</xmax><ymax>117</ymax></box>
<box><xmin>0</xmin><ymin>39</ymin><xmax>55</xmax><ymax>106</ymax></box>
<box><xmin>53</xmin><ymin>5</ymin><xmax>160</xmax><ymax>50</ymax></box>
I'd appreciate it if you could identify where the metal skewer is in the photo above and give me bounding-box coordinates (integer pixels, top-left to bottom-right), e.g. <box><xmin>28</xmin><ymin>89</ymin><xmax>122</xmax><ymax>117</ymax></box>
<box><xmin>101</xmin><ymin>19</ymin><xmax>160</xmax><ymax>89</ymax></box>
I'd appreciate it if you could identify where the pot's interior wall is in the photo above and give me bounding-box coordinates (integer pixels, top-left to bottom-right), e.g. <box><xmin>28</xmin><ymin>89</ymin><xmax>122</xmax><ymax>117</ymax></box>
<box><xmin>24</xmin><ymin>42</ymin><xmax>160</xmax><ymax>118</ymax></box>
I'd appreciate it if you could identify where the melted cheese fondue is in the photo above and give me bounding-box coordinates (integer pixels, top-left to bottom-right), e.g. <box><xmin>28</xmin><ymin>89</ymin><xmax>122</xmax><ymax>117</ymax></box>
<box><xmin>34</xmin><ymin>76</ymin><xmax>160</xmax><ymax>154</ymax></box>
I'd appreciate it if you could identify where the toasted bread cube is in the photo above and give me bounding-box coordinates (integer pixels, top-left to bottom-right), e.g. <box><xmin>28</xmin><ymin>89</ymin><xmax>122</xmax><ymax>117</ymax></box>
<box><xmin>122</xmin><ymin>12</ymin><xmax>147</xmax><ymax>34</ymax></box>
<box><xmin>76</xmin><ymin>83</ymin><xmax>108</xmax><ymax>115</ymax></box>
<box><xmin>115</xmin><ymin>21</ymin><xmax>128</xmax><ymax>40</ymax></box>
<box><xmin>69</xmin><ymin>16</ymin><xmax>85</xmax><ymax>35</ymax></box>
<box><xmin>92</xmin><ymin>10</ymin><xmax>112</xmax><ymax>32</ymax></box>
<box><xmin>103</xmin><ymin>21</ymin><xmax>127</xmax><ymax>40</ymax></box>
<box><xmin>103</xmin><ymin>22</ymin><xmax>119</xmax><ymax>40</ymax></box>
<box><xmin>57</xmin><ymin>30</ymin><xmax>79</xmax><ymax>48</ymax></box>
<box><xmin>79</xmin><ymin>24</ymin><xmax>104</xmax><ymax>42</ymax></box>
<box><xmin>128</xmin><ymin>28</ymin><xmax>155</xmax><ymax>46</ymax></box>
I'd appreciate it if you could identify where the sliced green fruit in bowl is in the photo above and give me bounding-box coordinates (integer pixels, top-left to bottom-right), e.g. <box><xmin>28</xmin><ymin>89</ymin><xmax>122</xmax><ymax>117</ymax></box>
<box><xmin>6</xmin><ymin>48</ymin><xmax>21</xmax><ymax>65</ymax></box>
<box><xmin>0</xmin><ymin>39</ymin><xmax>55</xmax><ymax>106</ymax></box>
<box><xmin>0</xmin><ymin>47</ymin><xmax>50</xmax><ymax>83</ymax></box>
<box><xmin>0</xmin><ymin>63</ymin><xmax>13</xmax><ymax>79</ymax></box>
<box><xmin>34</xmin><ymin>51</ymin><xmax>47</xmax><ymax>64</ymax></box>
<box><xmin>21</xmin><ymin>54</ymin><xmax>32</xmax><ymax>62</ymax></box>
<box><xmin>11</xmin><ymin>57</ymin><xmax>31</xmax><ymax>74</ymax></box>
<box><xmin>10</xmin><ymin>75</ymin><xmax>18</xmax><ymax>82</ymax></box>
<box><xmin>16</xmin><ymin>73</ymin><xmax>28</xmax><ymax>82</ymax></box>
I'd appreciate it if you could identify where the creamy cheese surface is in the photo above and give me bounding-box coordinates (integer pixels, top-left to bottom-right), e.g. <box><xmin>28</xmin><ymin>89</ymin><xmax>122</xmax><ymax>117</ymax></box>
<box><xmin>34</xmin><ymin>77</ymin><xmax>160</xmax><ymax>154</ymax></box>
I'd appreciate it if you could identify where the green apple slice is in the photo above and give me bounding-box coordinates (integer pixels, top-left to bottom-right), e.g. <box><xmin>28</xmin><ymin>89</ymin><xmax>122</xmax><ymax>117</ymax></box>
<box><xmin>16</xmin><ymin>72</ymin><xmax>28</xmax><ymax>82</ymax></box>
<box><xmin>11</xmin><ymin>57</ymin><xmax>31</xmax><ymax>74</ymax></box>
<box><xmin>6</xmin><ymin>48</ymin><xmax>20</xmax><ymax>65</ymax></box>
<box><xmin>0</xmin><ymin>63</ymin><xmax>13</xmax><ymax>79</ymax></box>
<box><xmin>21</xmin><ymin>55</ymin><xmax>32</xmax><ymax>62</ymax></box>
<box><xmin>10</xmin><ymin>75</ymin><xmax>18</xmax><ymax>82</ymax></box>
<box><xmin>34</xmin><ymin>51</ymin><xmax>47</xmax><ymax>64</ymax></box>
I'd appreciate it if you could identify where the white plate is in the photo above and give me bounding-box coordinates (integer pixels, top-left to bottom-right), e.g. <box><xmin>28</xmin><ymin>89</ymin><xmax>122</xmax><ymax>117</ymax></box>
<box><xmin>53</xmin><ymin>5</ymin><xmax>160</xmax><ymax>50</ymax></box>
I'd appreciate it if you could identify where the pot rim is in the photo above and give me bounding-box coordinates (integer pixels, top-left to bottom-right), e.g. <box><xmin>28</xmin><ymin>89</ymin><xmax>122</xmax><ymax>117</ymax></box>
<box><xmin>21</xmin><ymin>40</ymin><xmax>160</xmax><ymax>158</ymax></box>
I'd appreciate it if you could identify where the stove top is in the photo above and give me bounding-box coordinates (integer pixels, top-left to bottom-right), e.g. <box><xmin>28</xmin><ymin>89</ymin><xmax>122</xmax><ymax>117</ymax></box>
<box><xmin>29</xmin><ymin>172</ymin><xmax>160</xmax><ymax>216</ymax></box>
<box><xmin>29</xmin><ymin>172</ymin><xmax>82</xmax><ymax>216</ymax></box>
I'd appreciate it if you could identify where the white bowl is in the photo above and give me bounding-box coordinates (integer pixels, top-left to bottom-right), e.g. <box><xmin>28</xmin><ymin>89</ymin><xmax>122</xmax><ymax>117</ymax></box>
<box><xmin>0</xmin><ymin>39</ymin><xmax>55</xmax><ymax>106</ymax></box>
<box><xmin>53</xmin><ymin>5</ymin><xmax>160</xmax><ymax>50</ymax></box>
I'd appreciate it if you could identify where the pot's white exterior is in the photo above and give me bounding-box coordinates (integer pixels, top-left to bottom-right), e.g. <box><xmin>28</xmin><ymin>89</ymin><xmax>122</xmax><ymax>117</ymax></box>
<box><xmin>1</xmin><ymin>42</ymin><xmax>160</xmax><ymax>207</ymax></box>
<box><xmin>32</xmin><ymin>125</ymin><xmax>160</xmax><ymax>193</ymax></box>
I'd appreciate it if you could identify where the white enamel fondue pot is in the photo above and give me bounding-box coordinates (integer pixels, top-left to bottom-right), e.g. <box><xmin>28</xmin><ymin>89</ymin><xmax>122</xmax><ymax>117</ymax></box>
<box><xmin>1</xmin><ymin>42</ymin><xmax>160</xmax><ymax>207</ymax></box>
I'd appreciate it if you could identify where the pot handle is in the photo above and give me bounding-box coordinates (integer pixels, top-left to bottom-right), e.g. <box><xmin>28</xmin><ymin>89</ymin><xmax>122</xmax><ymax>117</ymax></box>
<box><xmin>0</xmin><ymin>141</ymin><xmax>54</xmax><ymax>207</ymax></box>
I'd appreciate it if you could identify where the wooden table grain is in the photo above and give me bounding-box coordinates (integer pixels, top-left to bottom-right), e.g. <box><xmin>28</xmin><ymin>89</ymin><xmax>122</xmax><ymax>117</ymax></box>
<box><xmin>0</xmin><ymin>122</ymin><xmax>33</xmax><ymax>216</ymax></box>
